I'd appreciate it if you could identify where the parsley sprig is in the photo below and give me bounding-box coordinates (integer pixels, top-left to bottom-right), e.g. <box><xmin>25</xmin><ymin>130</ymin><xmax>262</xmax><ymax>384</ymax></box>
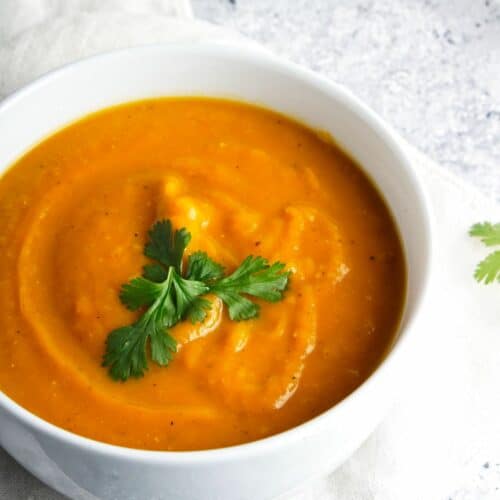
<box><xmin>103</xmin><ymin>220</ymin><xmax>290</xmax><ymax>381</ymax></box>
<box><xmin>470</xmin><ymin>222</ymin><xmax>500</xmax><ymax>284</ymax></box>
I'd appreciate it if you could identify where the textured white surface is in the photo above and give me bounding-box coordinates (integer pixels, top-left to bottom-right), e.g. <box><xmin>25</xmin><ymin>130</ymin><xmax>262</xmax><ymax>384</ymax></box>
<box><xmin>0</xmin><ymin>2</ymin><xmax>499</xmax><ymax>500</ymax></box>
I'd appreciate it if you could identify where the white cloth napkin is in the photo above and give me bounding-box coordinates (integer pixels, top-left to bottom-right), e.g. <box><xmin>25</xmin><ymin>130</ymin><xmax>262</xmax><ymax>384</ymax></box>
<box><xmin>1</xmin><ymin>2</ymin><xmax>499</xmax><ymax>499</ymax></box>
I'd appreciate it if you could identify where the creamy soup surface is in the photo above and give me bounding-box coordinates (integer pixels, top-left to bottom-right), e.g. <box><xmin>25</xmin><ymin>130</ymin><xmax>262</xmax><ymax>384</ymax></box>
<box><xmin>0</xmin><ymin>99</ymin><xmax>405</xmax><ymax>450</ymax></box>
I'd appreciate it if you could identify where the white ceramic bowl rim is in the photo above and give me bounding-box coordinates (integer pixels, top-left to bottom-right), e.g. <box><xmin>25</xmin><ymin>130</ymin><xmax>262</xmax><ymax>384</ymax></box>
<box><xmin>0</xmin><ymin>42</ymin><xmax>433</xmax><ymax>464</ymax></box>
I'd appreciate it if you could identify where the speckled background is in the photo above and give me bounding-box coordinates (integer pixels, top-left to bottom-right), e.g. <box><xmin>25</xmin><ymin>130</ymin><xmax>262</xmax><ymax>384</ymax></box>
<box><xmin>193</xmin><ymin>0</ymin><xmax>500</xmax><ymax>202</ymax></box>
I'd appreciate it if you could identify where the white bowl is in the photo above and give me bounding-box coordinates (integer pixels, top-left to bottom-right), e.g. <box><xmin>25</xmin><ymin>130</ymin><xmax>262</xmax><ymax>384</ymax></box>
<box><xmin>0</xmin><ymin>44</ymin><xmax>432</xmax><ymax>500</ymax></box>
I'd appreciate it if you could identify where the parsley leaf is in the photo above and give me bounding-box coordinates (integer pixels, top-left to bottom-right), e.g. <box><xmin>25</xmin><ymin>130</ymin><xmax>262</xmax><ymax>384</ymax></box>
<box><xmin>186</xmin><ymin>251</ymin><xmax>224</xmax><ymax>282</ymax></box>
<box><xmin>104</xmin><ymin>325</ymin><xmax>149</xmax><ymax>380</ymax></box>
<box><xmin>103</xmin><ymin>220</ymin><xmax>290</xmax><ymax>381</ymax></box>
<box><xmin>104</xmin><ymin>266</ymin><xmax>208</xmax><ymax>380</ymax></box>
<box><xmin>211</xmin><ymin>256</ymin><xmax>290</xmax><ymax>320</ymax></box>
<box><xmin>177</xmin><ymin>255</ymin><xmax>221</xmax><ymax>323</ymax></box>
<box><xmin>185</xmin><ymin>297</ymin><xmax>213</xmax><ymax>324</ymax></box>
<box><xmin>142</xmin><ymin>263</ymin><xmax>168</xmax><ymax>283</ymax></box>
<box><xmin>170</xmin><ymin>272</ymin><xmax>209</xmax><ymax>318</ymax></box>
<box><xmin>470</xmin><ymin>222</ymin><xmax>500</xmax><ymax>247</ymax></box>
<box><xmin>470</xmin><ymin>221</ymin><xmax>500</xmax><ymax>285</ymax></box>
<box><xmin>474</xmin><ymin>250</ymin><xmax>500</xmax><ymax>284</ymax></box>
<box><xmin>144</xmin><ymin>220</ymin><xmax>190</xmax><ymax>272</ymax></box>
<box><xmin>120</xmin><ymin>277</ymin><xmax>162</xmax><ymax>311</ymax></box>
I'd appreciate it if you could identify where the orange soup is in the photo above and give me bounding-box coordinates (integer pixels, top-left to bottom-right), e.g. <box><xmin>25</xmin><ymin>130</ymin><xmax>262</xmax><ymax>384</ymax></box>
<box><xmin>0</xmin><ymin>99</ymin><xmax>405</xmax><ymax>450</ymax></box>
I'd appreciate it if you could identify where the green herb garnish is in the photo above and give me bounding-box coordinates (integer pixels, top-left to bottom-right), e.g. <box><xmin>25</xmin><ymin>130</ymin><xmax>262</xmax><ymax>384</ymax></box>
<box><xmin>470</xmin><ymin>222</ymin><xmax>500</xmax><ymax>284</ymax></box>
<box><xmin>103</xmin><ymin>220</ymin><xmax>290</xmax><ymax>381</ymax></box>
